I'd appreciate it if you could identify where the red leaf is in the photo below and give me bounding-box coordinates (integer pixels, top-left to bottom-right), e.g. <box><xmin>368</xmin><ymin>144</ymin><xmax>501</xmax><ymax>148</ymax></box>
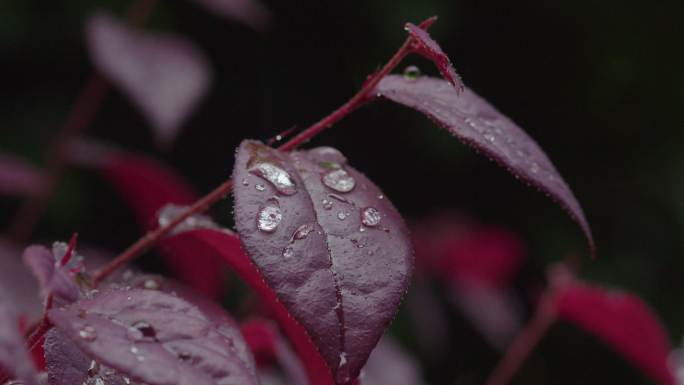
<box><xmin>232</xmin><ymin>141</ymin><xmax>413</xmax><ymax>384</ymax></box>
<box><xmin>376</xmin><ymin>75</ymin><xmax>594</xmax><ymax>255</ymax></box>
<box><xmin>554</xmin><ymin>283</ymin><xmax>675</xmax><ymax>385</ymax></box>
<box><xmin>161</xmin><ymin>228</ymin><xmax>335</xmax><ymax>385</ymax></box>
<box><xmin>86</xmin><ymin>12</ymin><xmax>212</xmax><ymax>148</ymax></box>
<box><xmin>0</xmin><ymin>153</ymin><xmax>41</xmax><ymax>196</ymax></box>
<box><xmin>404</xmin><ymin>22</ymin><xmax>463</xmax><ymax>92</ymax></box>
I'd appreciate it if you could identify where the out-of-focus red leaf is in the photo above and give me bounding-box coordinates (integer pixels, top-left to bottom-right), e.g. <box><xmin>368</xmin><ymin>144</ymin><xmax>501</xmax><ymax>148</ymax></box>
<box><xmin>86</xmin><ymin>12</ymin><xmax>212</xmax><ymax>148</ymax></box>
<box><xmin>241</xmin><ymin>319</ymin><xmax>309</xmax><ymax>385</ymax></box>
<box><xmin>404</xmin><ymin>22</ymin><xmax>463</xmax><ymax>92</ymax></box>
<box><xmin>87</xmin><ymin>149</ymin><xmax>224</xmax><ymax>298</ymax></box>
<box><xmin>0</xmin><ymin>240</ymin><xmax>42</xmax><ymax>320</ymax></box>
<box><xmin>0</xmin><ymin>153</ymin><xmax>41</xmax><ymax>196</ymax></box>
<box><xmin>376</xmin><ymin>75</ymin><xmax>594</xmax><ymax>255</ymax></box>
<box><xmin>232</xmin><ymin>141</ymin><xmax>413</xmax><ymax>385</ymax></box>
<box><xmin>554</xmin><ymin>283</ymin><xmax>675</xmax><ymax>385</ymax></box>
<box><xmin>189</xmin><ymin>0</ymin><xmax>271</xmax><ymax>31</ymax></box>
<box><xmin>162</xmin><ymin>228</ymin><xmax>335</xmax><ymax>385</ymax></box>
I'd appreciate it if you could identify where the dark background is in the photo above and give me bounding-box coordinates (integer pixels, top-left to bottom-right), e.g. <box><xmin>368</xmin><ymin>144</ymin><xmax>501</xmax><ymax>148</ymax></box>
<box><xmin>0</xmin><ymin>1</ymin><xmax>682</xmax><ymax>384</ymax></box>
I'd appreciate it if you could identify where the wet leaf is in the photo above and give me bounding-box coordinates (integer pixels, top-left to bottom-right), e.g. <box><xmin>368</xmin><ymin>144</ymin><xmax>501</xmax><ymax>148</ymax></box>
<box><xmin>376</xmin><ymin>75</ymin><xmax>593</xmax><ymax>255</ymax></box>
<box><xmin>86</xmin><ymin>12</ymin><xmax>212</xmax><ymax>148</ymax></box>
<box><xmin>232</xmin><ymin>140</ymin><xmax>413</xmax><ymax>384</ymax></box>
<box><xmin>404</xmin><ymin>22</ymin><xmax>463</xmax><ymax>92</ymax></box>
<box><xmin>47</xmin><ymin>288</ymin><xmax>258</xmax><ymax>385</ymax></box>
<box><xmin>554</xmin><ymin>283</ymin><xmax>674</xmax><ymax>385</ymax></box>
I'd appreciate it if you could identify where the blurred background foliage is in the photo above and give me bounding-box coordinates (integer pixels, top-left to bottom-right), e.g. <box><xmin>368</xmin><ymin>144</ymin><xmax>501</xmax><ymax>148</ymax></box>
<box><xmin>0</xmin><ymin>1</ymin><xmax>682</xmax><ymax>384</ymax></box>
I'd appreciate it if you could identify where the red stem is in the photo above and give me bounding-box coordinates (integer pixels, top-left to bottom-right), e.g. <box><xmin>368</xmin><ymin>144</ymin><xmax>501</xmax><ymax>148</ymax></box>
<box><xmin>6</xmin><ymin>0</ymin><xmax>159</xmax><ymax>244</ymax></box>
<box><xmin>92</xmin><ymin>18</ymin><xmax>436</xmax><ymax>284</ymax></box>
<box><xmin>483</xmin><ymin>293</ymin><xmax>558</xmax><ymax>385</ymax></box>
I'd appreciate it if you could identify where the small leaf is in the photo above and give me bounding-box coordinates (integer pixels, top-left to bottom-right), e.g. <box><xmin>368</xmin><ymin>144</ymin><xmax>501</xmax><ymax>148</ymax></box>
<box><xmin>554</xmin><ymin>283</ymin><xmax>675</xmax><ymax>385</ymax></box>
<box><xmin>189</xmin><ymin>0</ymin><xmax>271</xmax><ymax>31</ymax></box>
<box><xmin>86</xmin><ymin>12</ymin><xmax>212</xmax><ymax>148</ymax></box>
<box><xmin>22</xmin><ymin>244</ymin><xmax>82</xmax><ymax>304</ymax></box>
<box><xmin>0</xmin><ymin>293</ymin><xmax>38</xmax><ymax>385</ymax></box>
<box><xmin>232</xmin><ymin>141</ymin><xmax>413</xmax><ymax>384</ymax></box>
<box><xmin>47</xmin><ymin>288</ymin><xmax>258</xmax><ymax>385</ymax></box>
<box><xmin>404</xmin><ymin>22</ymin><xmax>463</xmax><ymax>92</ymax></box>
<box><xmin>376</xmin><ymin>75</ymin><xmax>594</xmax><ymax>254</ymax></box>
<box><xmin>0</xmin><ymin>153</ymin><xmax>41</xmax><ymax>196</ymax></box>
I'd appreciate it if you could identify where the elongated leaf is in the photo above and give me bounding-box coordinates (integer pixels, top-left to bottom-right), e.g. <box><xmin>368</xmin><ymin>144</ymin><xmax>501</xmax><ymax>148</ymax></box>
<box><xmin>0</xmin><ymin>293</ymin><xmax>38</xmax><ymax>385</ymax></box>
<box><xmin>47</xmin><ymin>288</ymin><xmax>258</xmax><ymax>385</ymax></box>
<box><xmin>161</xmin><ymin>228</ymin><xmax>335</xmax><ymax>385</ymax></box>
<box><xmin>190</xmin><ymin>0</ymin><xmax>271</xmax><ymax>31</ymax></box>
<box><xmin>376</xmin><ymin>75</ymin><xmax>593</xmax><ymax>254</ymax></box>
<box><xmin>232</xmin><ymin>140</ymin><xmax>413</xmax><ymax>384</ymax></box>
<box><xmin>554</xmin><ymin>283</ymin><xmax>674</xmax><ymax>385</ymax></box>
<box><xmin>0</xmin><ymin>153</ymin><xmax>41</xmax><ymax>196</ymax></box>
<box><xmin>404</xmin><ymin>22</ymin><xmax>463</xmax><ymax>92</ymax></box>
<box><xmin>86</xmin><ymin>12</ymin><xmax>212</xmax><ymax>148</ymax></box>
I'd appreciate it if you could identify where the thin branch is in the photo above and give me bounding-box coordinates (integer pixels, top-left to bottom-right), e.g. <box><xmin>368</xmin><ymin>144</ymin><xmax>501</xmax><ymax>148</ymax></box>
<box><xmin>92</xmin><ymin>17</ymin><xmax>438</xmax><ymax>283</ymax></box>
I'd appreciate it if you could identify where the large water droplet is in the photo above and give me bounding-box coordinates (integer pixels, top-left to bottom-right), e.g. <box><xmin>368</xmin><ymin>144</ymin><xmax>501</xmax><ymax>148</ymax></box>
<box><xmin>282</xmin><ymin>247</ymin><xmax>295</xmax><ymax>259</ymax></box>
<box><xmin>257</xmin><ymin>200</ymin><xmax>282</xmax><ymax>233</ymax></box>
<box><xmin>249</xmin><ymin>162</ymin><xmax>297</xmax><ymax>195</ymax></box>
<box><xmin>293</xmin><ymin>223</ymin><xmax>315</xmax><ymax>240</ymax></box>
<box><xmin>79</xmin><ymin>325</ymin><xmax>97</xmax><ymax>341</ymax></box>
<box><xmin>403</xmin><ymin>65</ymin><xmax>421</xmax><ymax>81</ymax></box>
<box><xmin>361</xmin><ymin>207</ymin><xmax>382</xmax><ymax>227</ymax></box>
<box><xmin>322</xmin><ymin>169</ymin><xmax>355</xmax><ymax>193</ymax></box>
<box><xmin>129</xmin><ymin>321</ymin><xmax>156</xmax><ymax>341</ymax></box>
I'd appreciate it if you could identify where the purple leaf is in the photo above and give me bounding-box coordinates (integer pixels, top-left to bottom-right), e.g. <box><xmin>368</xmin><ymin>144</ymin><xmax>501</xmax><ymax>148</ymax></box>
<box><xmin>22</xmin><ymin>243</ymin><xmax>82</xmax><ymax>304</ymax></box>
<box><xmin>361</xmin><ymin>336</ymin><xmax>426</xmax><ymax>385</ymax></box>
<box><xmin>0</xmin><ymin>153</ymin><xmax>41</xmax><ymax>196</ymax></box>
<box><xmin>375</xmin><ymin>75</ymin><xmax>594</xmax><ymax>254</ymax></box>
<box><xmin>0</xmin><ymin>240</ymin><xmax>42</xmax><ymax>319</ymax></box>
<box><xmin>404</xmin><ymin>22</ymin><xmax>463</xmax><ymax>92</ymax></box>
<box><xmin>232</xmin><ymin>140</ymin><xmax>413</xmax><ymax>384</ymax></box>
<box><xmin>47</xmin><ymin>288</ymin><xmax>258</xmax><ymax>385</ymax></box>
<box><xmin>0</xmin><ymin>293</ymin><xmax>38</xmax><ymax>385</ymax></box>
<box><xmin>189</xmin><ymin>0</ymin><xmax>271</xmax><ymax>31</ymax></box>
<box><xmin>86</xmin><ymin>12</ymin><xmax>212</xmax><ymax>148</ymax></box>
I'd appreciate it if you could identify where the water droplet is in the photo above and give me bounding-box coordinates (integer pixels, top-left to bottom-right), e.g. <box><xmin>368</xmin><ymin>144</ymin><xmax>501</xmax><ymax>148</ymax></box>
<box><xmin>130</xmin><ymin>321</ymin><xmax>156</xmax><ymax>341</ymax></box>
<box><xmin>377</xmin><ymin>194</ymin><xmax>384</xmax><ymax>200</ymax></box>
<box><xmin>339</xmin><ymin>352</ymin><xmax>348</xmax><ymax>367</ymax></box>
<box><xmin>282</xmin><ymin>247</ymin><xmax>295</xmax><ymax>259</ymax></box>
<box><xmin>255</xmin><ymin>183</ymin><xmax>265</xmax><ymax>191</ymax></box>
<box><xmin>123</xmin><ymin>378</ymin><xmax>131</xmax><ymax>385</ymax></box>
<box><xmin>322</xmin><ymin>169</ymin><xmax>356</xmax><ymax>193</ymax></box>
<box><xmin>530</xmin><ymin>162</ymin><xmax>540</xmax><ymax>174</ymax></box>
<box><xmin>403</xmin><ymin>65</ymin><xmax>421</xmax><ymax>81</ymax></box>
<box><xmin>143</xmin><ymin>279</ymin><xmax>160</xmax><ymax>290</ymax></box>
<box><xmin>359</xmin><ymin>227</ymin><xmax>366</xmax><ymax>232</ymax></box>
<box><xmin>87</xmin><ymin>360</ymin><xmax>100</xmax><ymax>376</ymax></box>
<box><xmin>249</xmin><ymin>162</ymin><xmax>297</xmax><ymax>195</ymax></box>
<box><xmin>241</xmin><ymin>178</ymin><xmax>249</xmax><ymax>186</ymax></box>
<box><xmin>79</xmin><ymin>325</ymin><xmax>97</xmax><ymax>341</ymax></box>
<box><xmin>257</xmin><ymin>199</ymin><xmax>282</xmax><ymax>233</ymax></box>
<box><xmin>275</xmin><ymin>134</ymin><xmax>283</xmax><ymax>141</ymax></box>
<box><xmin>337</xmin><ymin>211</ymin><xmax>350</xmax><ymax>221</ymax></box>
<box><xmin>361</xmin><ymin>207</ymin><xmax>381</xmax><ymax>227</ymax></box>
<box><xmin>483</xmin><ymin>130</ymin><xmax>496</xmax><ymax>143</ymax></box>
<box><xmin>293</xmin><ymin>223</ymin><xmax>315</xmax><ymax>240</ymax></box>
<box><xmin>130</xmin><ymin>346</ymin><xmax>145</xmax><ymax>362</ymax></box>
<box><xmin>322</xmin><ymin>199</ymin><xmax>333</xmax><ymax>210</ymax></box>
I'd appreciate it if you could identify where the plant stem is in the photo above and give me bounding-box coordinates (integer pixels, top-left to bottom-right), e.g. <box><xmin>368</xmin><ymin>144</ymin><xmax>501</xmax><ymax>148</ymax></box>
<box><xmin>483</xmin><ymin>294</ymin><xmax>557</xmax><ymax>385</ymax></box>
<box><xmin>93</xmin><ymin>17</ymin><xmax>437</xmax><ymax>283</ymax></box>
<box><xmin>6</xmin><ymin>0</ymin><xmax>159</xmax><ymax>244</ymax></box>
